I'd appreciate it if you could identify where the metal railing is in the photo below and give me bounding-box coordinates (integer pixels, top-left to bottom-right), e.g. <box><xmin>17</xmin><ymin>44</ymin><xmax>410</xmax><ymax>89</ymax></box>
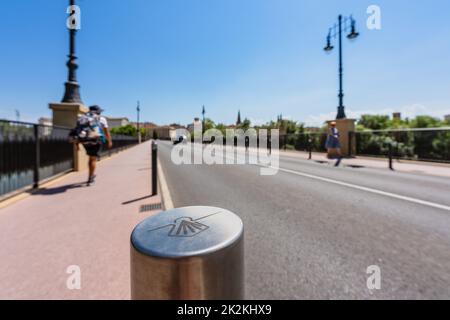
<box><xmin>0</xmin><ymin>119</ymin><xmax>141</xmax><ymax>199</ymax></box>
<box><xmin>279</xmin><ymin>128</ymin><xmax>450</xmax><ymax>163</ymax></box>
<box><xmin>353</xmin><ymin>127</ymin><xmax>450</xmax><ymax>163</ymax></box>
<box><xmin>99</xmin><ymin>134</ymin><xmax>139</xmax><ymax>158</ymax></box>
<box><xmin>279</xmin><ymin>132</ymin><xmax>328</xmax><ymax>153</ymax></box>
<box><xmin>0</xmin><ymin>120</ymin><xmax>73</xmax><ymax>198</ymax></box>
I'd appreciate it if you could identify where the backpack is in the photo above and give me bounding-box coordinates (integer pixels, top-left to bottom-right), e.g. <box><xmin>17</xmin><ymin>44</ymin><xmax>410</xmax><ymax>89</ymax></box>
<box><xmin>69</xmin><ymin>112</ymin><xmax>105</xmax><ymax>145</ymax></box>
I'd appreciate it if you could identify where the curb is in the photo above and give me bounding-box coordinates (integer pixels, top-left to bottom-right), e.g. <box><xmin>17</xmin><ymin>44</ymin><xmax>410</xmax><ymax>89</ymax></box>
<box><xmin>157</xmin><ymin>160</ymin><xmax>174</xmax><ymax>210</ymax></box>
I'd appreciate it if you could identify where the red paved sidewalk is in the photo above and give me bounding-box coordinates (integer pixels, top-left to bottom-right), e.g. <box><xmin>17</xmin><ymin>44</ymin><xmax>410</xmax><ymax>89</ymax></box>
<box><xmin>0</xmin><ymin>141</ymin><xmax>162</xmax><ymax>300</ymax></box>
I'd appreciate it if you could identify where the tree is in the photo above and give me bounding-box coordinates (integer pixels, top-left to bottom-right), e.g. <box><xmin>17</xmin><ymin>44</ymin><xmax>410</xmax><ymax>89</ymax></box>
<box><xmin>203</xmin><ymin>118</ymin><xmax>216</xmax><ymax>131</ymax></box>
<box><xmin>238</xmin><ymin>118</ymin><xmax>251</xmax><ymax>131</ymax></box>
<box><xmin>358</xmin><ymin>115</ymin><xmax>390</xmax><ymax>130</ymax></box>
<box><xmin>215</xmin><ymin>123</ymin><xmax>227</xmax><ymax>135</ymax></box>
<box><xmin>409</xmin><ymin>115</ymin><xmax>442</xmax><ymax>128</ymax></box>
<box><xmin>280</xmin><ymin>119</ymin><xmax>303</xmax><ymax>134</ymax></box>
<box><xmin>110</xmin><ymin>125</ymin><xmax>137</xmax><ymax>136</ymax></box>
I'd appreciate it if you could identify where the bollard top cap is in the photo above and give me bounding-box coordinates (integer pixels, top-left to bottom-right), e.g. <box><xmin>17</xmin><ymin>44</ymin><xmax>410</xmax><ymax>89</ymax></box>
<box><xmin>131</xmin><ymin>206</ymin><xmax>243</xmax><ymax>259</ymax></box>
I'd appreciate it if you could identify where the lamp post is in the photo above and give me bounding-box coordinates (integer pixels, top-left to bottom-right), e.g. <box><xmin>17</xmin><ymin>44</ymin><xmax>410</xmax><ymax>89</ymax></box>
<box><xmin>137</xmin><ymin>101</ymin><xmax>141</xmax><ymax>143</ymax></box>
<box><xmin>62</xmin><ymin>0</ymin><xmax>83</xmax><ymax>104</ymax></box>
<box><xmin>324</xmin><ymin>15</ymin><xmax>359</xmax><ymax>120</ymax></box>
<box><xmin>202</xmin><ymin>105</ymin><xmax>206</xmax><ymax>133</ymax></box>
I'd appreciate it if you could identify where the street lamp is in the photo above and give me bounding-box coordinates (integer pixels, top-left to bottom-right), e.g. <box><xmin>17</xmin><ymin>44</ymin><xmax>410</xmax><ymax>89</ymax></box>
<box><xmin>323</xmin><ymin>15</ymin><xmax>359</xmax><ymax>119</ymax></box>
<box><xmin>137</xmin><ymin>101</ymin><xmax>141</xmax><ymax>143</ymax></box>
<box><xmin>202</xmin><ymin>105</ymin><xmax>206</xmax><ymax>133</ymax></box>
<box><xmin>62</xmin><ymin>0</ymin><xmax>83</xmax><ymax>104</ymax></box>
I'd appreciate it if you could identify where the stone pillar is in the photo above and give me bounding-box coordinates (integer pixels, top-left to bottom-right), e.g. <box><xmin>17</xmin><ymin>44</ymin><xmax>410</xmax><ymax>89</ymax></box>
<box><xmin>49</xmin><ymin>102</ymin><xmax>89</xmax><ymax>172</ymax></box>
<box><xmin>326</xmin><ymin>118</ymin><xmax>356</xmax><ymax>158</ymax></box>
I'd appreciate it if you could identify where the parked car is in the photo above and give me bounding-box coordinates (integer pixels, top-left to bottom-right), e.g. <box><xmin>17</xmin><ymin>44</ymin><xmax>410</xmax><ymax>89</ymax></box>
<box><xmin>173</xmin><ymin>134</ymin><xmax>187</xmax><ymax>145</ymax></box>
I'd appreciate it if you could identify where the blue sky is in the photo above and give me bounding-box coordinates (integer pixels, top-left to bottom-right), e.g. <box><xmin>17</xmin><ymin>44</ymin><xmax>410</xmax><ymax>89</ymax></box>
<box><xmin>1</xmin><ymin>0</ymin><xmax>449</xmax><ymax>126</ymax></box>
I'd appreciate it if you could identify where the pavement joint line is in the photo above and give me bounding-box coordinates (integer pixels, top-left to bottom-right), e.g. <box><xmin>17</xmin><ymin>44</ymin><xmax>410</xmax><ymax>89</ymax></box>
<box><xmin>271</xmin><ymin>166</ymin><xmax>450</xmax><ymax>212</ymax></box>
<box><xmin>158</xmin><ymin>160</ymin><xmax>174</xmax><ymax>210</ymax></box>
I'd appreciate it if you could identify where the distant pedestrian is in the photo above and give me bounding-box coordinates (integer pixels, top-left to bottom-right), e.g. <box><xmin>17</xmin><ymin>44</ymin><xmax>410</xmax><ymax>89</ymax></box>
<box><xmin>325</xmin><ymin>121</ymin><xmax>342</xmax><ymax>166</ymax></box>
<box><xmin>70</xmin><ymin>105</ymin><xmax>113</xmax><ymax>185</ymax></box>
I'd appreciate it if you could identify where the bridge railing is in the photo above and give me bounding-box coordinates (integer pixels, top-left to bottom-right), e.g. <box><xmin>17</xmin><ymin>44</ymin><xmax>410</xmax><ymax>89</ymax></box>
<box><xmin>0</xmin><ymin>120</ymin><xmax>73</xmax><ymax>198</ymax></box>
<box><xmin>353</xmin><ymin>127</ymin><xmax>450</xmax><ymax>163</ymax></box>
<box><xmin>0</xmin><ymin>119</ymin><xmax>141</xmax><ymax>199</ymax></box>
<box><xmin>278</xmin><ymin>128</ymin><xmax>450</xmax><ymax>163</ymax></box>
<box><xmin>99</xmin><ymin>133</ymin><xmax>139</xmax><ymax>158</ymax></box>
<box><xmin>279</xmin><ymin>132</ymin><xmax>328</xmax><ymax>153</ymax></box>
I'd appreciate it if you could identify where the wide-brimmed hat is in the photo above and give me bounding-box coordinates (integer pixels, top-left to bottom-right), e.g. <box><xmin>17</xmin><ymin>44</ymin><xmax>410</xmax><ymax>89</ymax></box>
<box><xmin>89</xmin><ymin>105</ymin><xmax>104</xmax><ymax>114</ymax></box>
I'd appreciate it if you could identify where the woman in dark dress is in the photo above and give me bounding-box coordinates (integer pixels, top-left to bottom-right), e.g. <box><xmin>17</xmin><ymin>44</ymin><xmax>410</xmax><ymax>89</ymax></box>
<box><xmin>325</xmin><ymin>121</ymin><xmax>342</xmax><ymax>166</ymax></box>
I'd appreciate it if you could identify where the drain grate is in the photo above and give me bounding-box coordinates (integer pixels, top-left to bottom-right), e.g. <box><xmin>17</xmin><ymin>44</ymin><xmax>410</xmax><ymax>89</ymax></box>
<box><xmin>140</xmin><ymin>203</ymin><xmax>162</xmax><ymax>213</ymax></box>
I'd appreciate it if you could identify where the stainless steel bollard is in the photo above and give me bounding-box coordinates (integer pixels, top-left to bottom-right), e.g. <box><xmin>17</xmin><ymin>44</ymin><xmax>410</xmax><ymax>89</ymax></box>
<box><xmin>130</xmin><ymin>206</ymin><xmax>244</xmax><ymax>300</ymax></box>
<box><xmin>151</xmin><ymin>141</ymin><xmax>158</xmax><ymax>196</ymax></box>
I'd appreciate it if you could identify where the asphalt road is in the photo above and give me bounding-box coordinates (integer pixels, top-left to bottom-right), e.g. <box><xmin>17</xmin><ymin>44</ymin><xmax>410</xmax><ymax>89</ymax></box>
<box><xmin>158</xmin><ymin>141</ymin><xmax>450</xmax><ymax>299</ymax></box>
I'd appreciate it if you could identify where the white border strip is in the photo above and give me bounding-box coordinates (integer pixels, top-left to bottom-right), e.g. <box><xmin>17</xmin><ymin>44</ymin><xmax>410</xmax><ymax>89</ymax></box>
<box><xmin>157</xmin><ymin>161</ymin><xmax>174</xmax><ymax>210</ymax></box>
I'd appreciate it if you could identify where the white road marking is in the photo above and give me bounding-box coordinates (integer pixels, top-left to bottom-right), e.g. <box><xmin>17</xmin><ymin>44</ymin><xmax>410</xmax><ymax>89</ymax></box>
<box><xmin>272</xmin><ymin>166</ymin><xmax>450</xmax><ymax>212</ymax></box>
<box><xmin>161</xmin><ymin>141</ymin><xmax>450</xmax><ymax>212</ymax></box>
<box><xmin>224</xmin><ymin>147</ymin><xmax>450</xmax><ymax>212</ymax></box>
<box><xmin>157</xmin><ymin>161</ymin><xmax>174</xmax><ymax>210</ymax></box>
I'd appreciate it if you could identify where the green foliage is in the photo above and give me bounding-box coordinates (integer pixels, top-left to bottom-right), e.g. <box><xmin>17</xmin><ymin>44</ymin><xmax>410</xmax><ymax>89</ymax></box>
<box><xmin>284</xmin><ymin>144</ymin><xmax>296</xmax><ymax>150</ymax></box>
<box><xmin>238</xmin><ymin>118</ymin><xmax>252</xmax><ymax>131</ymax></box>
<box><xmin>215</xmin><ymin>123</ymin><xmax>227</xmax><ymax>135</ymax></box>
<box><xmin>431</xmin><ymin>131</ymin><xmax>450</xmax><ymax>160</ymax></box>
<box><xmin>358</xmin><ymin>115</ymin><xmax>391</xmax><ymax>130</ymax></box>
<box><xmin>0</xmin><ymin>121</ymin><xmax>35</xmax><ymax>140</ymax></box>
<box><xmin>184</xmin><ymin>112</ymin><xmax>450</xmax><ymax>162</ymax></box>
<box><xmin>356</xmin><ymin>115</ymin><xmax>450</xmax><ymax>161</ymax></box>
<box><xmin>203</xmin><ymin>118</ymin><xmax>216</xmax><ymax>132</ymax></box>
<box><xmin>110</xmin><ymin>125</ymin><xmax>139</xmax><ymax>137</ymax></box>
<box><xmin>259</xmin><ymin>118</ymin><xmax>304</xmax><ymax>134</ymax></box>
<box><xmin>358</xmin><ymin>114</ymin><xmax>447</xmax><ymax>131</ymax></box>
<box><xmin>409</xmin><ymin>115</ymin><xmax>442</xmax><ymax>129</ymax></box>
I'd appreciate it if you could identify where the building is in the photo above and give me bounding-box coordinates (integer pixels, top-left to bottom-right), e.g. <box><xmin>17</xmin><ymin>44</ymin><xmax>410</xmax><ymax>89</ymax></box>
<box><xmin>148</xmin><ymin>126</ymin><xmax>177</xmax><ymax>140</ymax></box>
<box><xmin>142</xmin><ymin>122</ymin><xmax>158</xmax><ymax>130</ymax></box>
<box><xmin>169</xmin><ymin>123</ymin><xmax>186</xmax><ymax>130</ymax></box>
<box><xmin>106</xmin><ymin>117</ymin><xmax>129</xmax><ymax>129</ymax></box>
<box><xmin>393</xmin><ymin>112</ymin><xmax>402</xmax><ymax>121</ymax></box>
<box><xmin>38</xmin><ymin>117</ymin><xmax>53</xmax><ymax>136</ymax></box>
<box><xmin>38</xmin><ymin>117</ymin><xmax>52</xmax><ymax>127</ymax></box>
<box><xmin>445</xmin><ymin>115</ymin><xmax>450</xmax><ymax>123</ymax></box>
<box><xmin>131</xmin><ymin>122</ymin><xmax>158</xmax><ymax>130</ymax></box>
<box><xmin>187</xmin><ymin>118</ymin><xmax>202</xmax><ymax>133</ymax></box>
